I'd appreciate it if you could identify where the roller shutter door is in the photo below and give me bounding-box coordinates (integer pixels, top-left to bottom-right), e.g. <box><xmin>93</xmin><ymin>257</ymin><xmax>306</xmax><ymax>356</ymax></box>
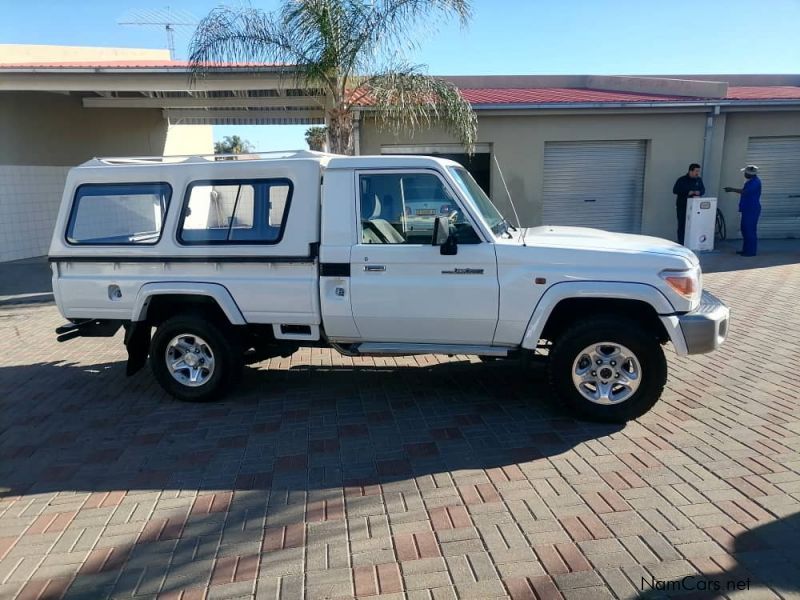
<box><xmin>543</xmin><ymin>140</ymin><xmax>646</xmax><ymax>233</ymax></box>
<box><xmin>746</xmin><ymin>137</ymin><xmax>800</xmax><ymax>238</ymax></box>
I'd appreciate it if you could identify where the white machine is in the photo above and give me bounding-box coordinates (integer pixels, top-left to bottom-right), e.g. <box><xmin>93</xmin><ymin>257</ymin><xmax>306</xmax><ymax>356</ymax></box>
<box><xmin>685</xmin><ymin>196</ymin><xmax>717</xmax><ymax>251</ymax></box>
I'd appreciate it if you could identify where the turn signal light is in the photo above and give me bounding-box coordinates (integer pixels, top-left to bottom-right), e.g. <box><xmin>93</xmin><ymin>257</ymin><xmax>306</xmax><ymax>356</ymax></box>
<box><xmin>664</xmin><ymin>276</ymin><xmax>696</xmax><ymax>297</ymax></box>
<box><xmin>659</xmin><ymin>268</ymin><xmax>700</xmax><ymax>302</ymax></box>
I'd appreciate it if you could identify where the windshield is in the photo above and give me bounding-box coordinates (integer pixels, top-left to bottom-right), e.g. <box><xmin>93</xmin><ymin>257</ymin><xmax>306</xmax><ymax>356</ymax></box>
<box><xmin>448</xmin><ymin>166</ymin><xmax>507</xmax><ymax>235</ymax></box>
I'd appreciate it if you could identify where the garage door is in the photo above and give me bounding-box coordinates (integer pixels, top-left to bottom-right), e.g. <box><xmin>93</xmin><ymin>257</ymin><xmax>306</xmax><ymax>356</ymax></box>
<box><xmin>746</xmin><ymin>137</ymin><xmax>800</xmax><ymax>238</ymax></box>
<box><xmin>543</xmin><ymin>140</ymin><xmax>646</xmax><ymax>233</ymax></box>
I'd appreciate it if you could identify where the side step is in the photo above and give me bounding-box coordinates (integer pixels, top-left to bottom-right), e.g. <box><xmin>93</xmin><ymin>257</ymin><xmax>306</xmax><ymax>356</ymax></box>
<box><xmin>347</xmin><ymin>342</ymin><xmax>512</xmax><ymax>357</ymax></box>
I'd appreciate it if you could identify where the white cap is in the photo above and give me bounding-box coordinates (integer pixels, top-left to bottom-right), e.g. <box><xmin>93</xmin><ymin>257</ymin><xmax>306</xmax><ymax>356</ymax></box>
<box><xmin>741</xmin><ymin>165</ymin><xmax>759</xmax><ymax>175</ymax></box>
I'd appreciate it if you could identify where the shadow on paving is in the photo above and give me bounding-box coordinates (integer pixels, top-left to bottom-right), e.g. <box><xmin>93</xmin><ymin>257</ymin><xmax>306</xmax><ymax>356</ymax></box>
<box><xmin>699</xmin><ymin>239</ymin><xmax>800</xmax><ymax>274</ymax></box>
<box><xmin>0</xmin><ymin>359</ymin><xmax>621</xmax><ymax>500</ymax></box>
<box><xmin>636</xmin><ymin>511</ymin><xmax>800</xmax><ymax>600</ymax></box>
<box><xmin>0</xmin><ymin>358</ymin><xmax>622</xmax><ymax>597</ymax></box>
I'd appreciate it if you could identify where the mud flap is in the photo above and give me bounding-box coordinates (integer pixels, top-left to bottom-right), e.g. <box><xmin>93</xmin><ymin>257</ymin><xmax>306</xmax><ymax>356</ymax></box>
<box><xmin>124</xmin><ymin>322</ymin><xmax>151</xmax><ymax>376</ymax></box>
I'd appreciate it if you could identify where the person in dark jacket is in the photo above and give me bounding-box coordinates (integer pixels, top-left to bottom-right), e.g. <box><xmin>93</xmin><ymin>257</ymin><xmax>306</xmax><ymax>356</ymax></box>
<box><xmin>672</xmin><ymin>163</ymin><xmax>705</xmax><ymax>245</ymax></box>
<box><xmin>725</xmin><ymin>165</ymin><xmax>762</xmax><ymax>256</ymax></box>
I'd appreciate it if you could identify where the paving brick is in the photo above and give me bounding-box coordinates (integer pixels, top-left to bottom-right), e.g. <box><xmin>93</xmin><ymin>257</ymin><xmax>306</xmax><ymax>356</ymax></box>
<box><xmin>459</xmin><ymin>483</ymin><xmax>501</xmax><ymax>505</ymax></box>
<box><xmin>262</xmin><ymin>524</ymin><xmax>305</xmax><ymax>552</ymax></box>
<box><xmin>616</xmin><ymin>536</ymin><xmax>659</xmax><ymax>566</ymax></box>
<box><xmin>15</xmin><ymin>576</ymin><xmax>71</xmax><ymax>600</ymax></box>
<box><xmin>404</xmin><ymin>570</ymin><xmax>452</xmax><ymax>591</ymax></box>
<box><xmin>259</xmin><ymin>548</ymin><xmax>304</xmax><ymax>577</ymax></box>
<box><xmin>718</xmin><ymin>499</ymin><xmax>774</xmax><ymax>524</ymax></box>
<box><xmin>562</xmin><ymin>585</ymin><xmax>615</xmax><ymax>600</ymax></box>
<box><xmin>597</xmin><ymin>567</ymin><xmax>639</xmax><ymax>599</ymax></box>
<box><xmin>77</xmin><ymin>546</ymin><xmax>129</xmax><ymax>575</ymax></box>
<box><xmin>25</xmin><ymin>511</ymin><xmax>77</xmax><ymax>535</ymax></box>
<box><xmin>454</xmin><ymin>579</ymin><xmax>508</xmax><ymax>599</ymax></box>
<box><xmin>429</xmin><ymin>505</ymin><xmax>471</xmax><ymax>531</ymax></box>
<box><xmin>394</xmin><ymin>531</ymin><xmax>441</xmax><ymax>561</ymax></box>
<box><xmin>439</xmin><ymin>538</ymin><xmax>486</xmax><ymax>556</ymax></box>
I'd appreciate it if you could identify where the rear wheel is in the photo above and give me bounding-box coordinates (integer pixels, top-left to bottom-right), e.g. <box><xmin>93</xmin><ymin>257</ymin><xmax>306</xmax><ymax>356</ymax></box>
<box><xmin>548</xmin><ymin>316</ymin><xmax>667</xmax><ymax>422</ymax></box>
<box><xmin>150</xmin><ymin>315</ymin><xmax>241</xmax><ymax>402</ymax></box>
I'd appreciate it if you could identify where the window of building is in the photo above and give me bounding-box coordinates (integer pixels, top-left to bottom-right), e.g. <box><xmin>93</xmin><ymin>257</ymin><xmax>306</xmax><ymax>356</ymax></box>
<box><xmin>66</xmin><ymin>183</ymin><xmax>171</xmax><ymax>245</ymax></box>
<box><xmin>359</xmin><ymin>172</ymin><xmax>480</xmax><ymax>245</ymax></box>
<box><xmin>178</xmin><ymin>179</ymin><xmax>292</xmax><ymax>244</ymax></box>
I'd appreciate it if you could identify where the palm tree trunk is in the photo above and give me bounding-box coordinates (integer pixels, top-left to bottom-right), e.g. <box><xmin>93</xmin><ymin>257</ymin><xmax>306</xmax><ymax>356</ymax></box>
<box><xmin>327</xmin><ymin>109</ymin><xmax>354</xmax><ymax>155</ymax></box>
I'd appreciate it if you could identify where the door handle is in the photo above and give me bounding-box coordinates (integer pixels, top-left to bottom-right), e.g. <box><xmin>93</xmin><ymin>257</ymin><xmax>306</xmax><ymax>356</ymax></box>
<box><xmin>364</xmin><ymin>265</ymin><xmax>386</xmax><ymax>272</ymax></box>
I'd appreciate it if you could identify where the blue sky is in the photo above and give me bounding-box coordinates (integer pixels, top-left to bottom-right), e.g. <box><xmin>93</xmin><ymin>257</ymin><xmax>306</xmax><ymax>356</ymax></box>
<box><xmin>2</xmin><ymin>0</ymin><xmax>799</xmax><ymax>150</ymax></box>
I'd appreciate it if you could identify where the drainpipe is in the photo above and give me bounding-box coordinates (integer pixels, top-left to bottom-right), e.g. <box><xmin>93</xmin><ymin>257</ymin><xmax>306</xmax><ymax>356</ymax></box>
<box><xmin>701</xmin><ymin>104</ymin><xmax>720</xmax><ymax>176</ymax></box>
<box><xmin>353</xmin><ymin>109</ymin><xmax>361</xmax><ymax>156</ymax></box>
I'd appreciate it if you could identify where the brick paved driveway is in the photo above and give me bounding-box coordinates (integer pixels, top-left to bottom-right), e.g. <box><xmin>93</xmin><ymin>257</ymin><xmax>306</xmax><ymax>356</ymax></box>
<box><xmin>1</xmin><ymin>249</ymin><xmax>799</xmax><ymax>600</ymax></box>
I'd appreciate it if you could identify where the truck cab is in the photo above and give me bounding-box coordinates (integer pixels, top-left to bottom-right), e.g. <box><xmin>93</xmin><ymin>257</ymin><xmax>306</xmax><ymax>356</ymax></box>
<box><xmin>49</xmin><ymin>150</ymin><xmax>729</xmax><ymax>422</ymax></box>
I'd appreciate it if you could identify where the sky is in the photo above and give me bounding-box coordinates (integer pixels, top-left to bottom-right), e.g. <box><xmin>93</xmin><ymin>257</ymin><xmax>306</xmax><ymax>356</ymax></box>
<box><xmin>2</xmin><ymin>0</ymin><xmax>799</xmax><ymax>150</ymax></box>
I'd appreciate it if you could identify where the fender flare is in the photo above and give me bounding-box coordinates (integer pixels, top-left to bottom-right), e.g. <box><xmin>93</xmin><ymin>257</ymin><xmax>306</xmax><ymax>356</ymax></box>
<box><xmin>520</xmin><ymin>281</ymin><xmax>678</xmax><ymax>349</ymax></box>
<box><xmin>132</xmin><ymin>282</ymin><xmax>246</xmax><ymax>325</ymax></box>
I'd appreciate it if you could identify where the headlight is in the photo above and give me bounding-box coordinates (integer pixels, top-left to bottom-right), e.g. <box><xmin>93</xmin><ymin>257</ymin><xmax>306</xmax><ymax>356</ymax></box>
<box><xmin>660</xmin><ymin>267</ymin><xmax>701</xmax><ymax>304</ymax></box>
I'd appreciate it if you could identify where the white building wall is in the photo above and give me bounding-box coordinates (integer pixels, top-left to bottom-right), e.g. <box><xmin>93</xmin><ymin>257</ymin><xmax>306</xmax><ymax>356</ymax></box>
<box><xmin>0</xmin><ymin>165</ymin><xmax>70</xmax><ymax>261</ymax></box>
<box><xmin>164</xmin><ymin>124</ymin><xmax>214</xmax><ymax>156</ymax></box>
<box><xmin>0</xmin><ymin>44</ymin><xmax>170</xmax><ymax>64</ymax></box>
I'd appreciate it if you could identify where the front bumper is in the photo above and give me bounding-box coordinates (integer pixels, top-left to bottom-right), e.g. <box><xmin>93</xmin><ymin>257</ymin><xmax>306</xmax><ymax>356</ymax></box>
<box><xmin>678</xmin><ymin>291</ymin><xmax>730</xmax><ymax>354</ymax></box>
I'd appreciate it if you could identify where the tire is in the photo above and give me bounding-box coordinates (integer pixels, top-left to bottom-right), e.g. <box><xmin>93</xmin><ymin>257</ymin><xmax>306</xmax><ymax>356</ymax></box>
<box><xmin>149</xmin><ymin>315</ymin><xmax>242</xmax><ymax>402</ymax></box>
<box><xmin>548</xmin><ymin>316</ymin><xmax>667</xmax><ymax>423</ymax></box>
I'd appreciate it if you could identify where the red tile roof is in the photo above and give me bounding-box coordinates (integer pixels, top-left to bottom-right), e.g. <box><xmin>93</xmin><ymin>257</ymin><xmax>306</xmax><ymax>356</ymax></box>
<box><xmin>463</xmin><ymin>86</ymin><xmax>800</xmax><ymax>104</ymax></box>
<box><xmin>460</xmin><ymin>87</ymin><xmax>697</xmax><ymax>104</ymax></box>
<box><xmin>725</xmin><ymin>86</ymin><xmax>800</xmax><ymax>100</ymax></box>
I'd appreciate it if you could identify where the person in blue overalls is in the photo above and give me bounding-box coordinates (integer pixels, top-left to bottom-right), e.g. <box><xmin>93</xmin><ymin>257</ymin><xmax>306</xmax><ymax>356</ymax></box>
<box><xmin>725</xmin><ymin>165</ymin><xmax>762</xmax><ymax>256</ymax></box>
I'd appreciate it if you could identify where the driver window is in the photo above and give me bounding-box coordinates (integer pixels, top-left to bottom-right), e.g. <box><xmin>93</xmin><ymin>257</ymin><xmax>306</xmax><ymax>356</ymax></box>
<box><xmin>358</xmin><ymin>172</ymin><xmax>480</xmax><ymax>245</ymax></box>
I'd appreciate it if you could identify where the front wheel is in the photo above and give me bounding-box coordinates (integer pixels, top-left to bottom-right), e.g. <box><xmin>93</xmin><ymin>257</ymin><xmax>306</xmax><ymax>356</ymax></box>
<box><xmin>150</xmin><ymin>316</ymin><xmax>241</xmax><ymax>402</ymax></box>
<box><xmin>548</xmin><ymin>317</ymin><xmax>667</xmax><ymax>423</ymax></box>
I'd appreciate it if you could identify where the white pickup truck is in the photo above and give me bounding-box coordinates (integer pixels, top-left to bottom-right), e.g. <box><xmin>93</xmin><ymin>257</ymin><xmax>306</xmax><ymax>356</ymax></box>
<box><xmin>49</xmin><ymin>150</ymin><xmax>729</xmax><ymax>422</ymax></box>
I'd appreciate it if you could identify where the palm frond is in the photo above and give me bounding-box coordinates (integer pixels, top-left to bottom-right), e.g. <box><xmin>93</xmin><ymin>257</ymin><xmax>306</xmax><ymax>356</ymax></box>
<box><xmin>360</xmin><ymin>67</ymin><xmax>478</xmax><ymax>153</ymax></box>
<box><xmin>190</xmin><ymin>7</ymin><xmax>281</xmax><ymax>65</ymax></box>
<box><xmin>188</xmin><ymin>6</ymin><xmax>313</xmax><ymax>86</ymax></box>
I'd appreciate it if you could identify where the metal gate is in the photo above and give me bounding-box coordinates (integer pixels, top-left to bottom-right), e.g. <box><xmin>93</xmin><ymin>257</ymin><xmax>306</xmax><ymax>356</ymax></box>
<box><xmin>746</xmin><ymin>137</ymin><xmax>800</xmax><ymax>238</ymax></box>
<box><xmin>542</xmin><ymin>140</ymin><xmax>647</xmax><ymax>233</ymax></box>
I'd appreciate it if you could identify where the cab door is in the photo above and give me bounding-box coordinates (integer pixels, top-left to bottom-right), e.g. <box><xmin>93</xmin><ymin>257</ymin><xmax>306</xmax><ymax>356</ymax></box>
<box><xmin>349</xmin><ymin>170</ymin><xmax>499</xmax><ymax>344</ymax></box>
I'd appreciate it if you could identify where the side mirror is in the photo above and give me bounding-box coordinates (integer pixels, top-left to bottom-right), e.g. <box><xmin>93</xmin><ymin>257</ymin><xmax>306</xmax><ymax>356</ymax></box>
<box><xmin>432</xmin><ymin>216</ymin><xmax>458</xmax><ymax>256</ymax></box>
<box><xmin>432</xmin><ymin>216</ymin><xmax>449</xmax><ymax>246</ymax></box>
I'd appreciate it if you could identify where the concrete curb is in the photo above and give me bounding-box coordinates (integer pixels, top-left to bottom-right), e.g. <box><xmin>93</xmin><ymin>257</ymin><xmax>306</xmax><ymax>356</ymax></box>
<box><xmin>0</xmin><ymin>292</ymin><xmax>55</xmax><ymax>307</ymax></box>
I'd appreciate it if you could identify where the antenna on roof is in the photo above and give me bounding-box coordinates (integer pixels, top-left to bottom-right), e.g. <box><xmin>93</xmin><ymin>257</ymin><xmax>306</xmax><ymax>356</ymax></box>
<box><xmin>118</xmin><ymin>6</ymin><xmax>198</xmax><ymax>60</ymax></box>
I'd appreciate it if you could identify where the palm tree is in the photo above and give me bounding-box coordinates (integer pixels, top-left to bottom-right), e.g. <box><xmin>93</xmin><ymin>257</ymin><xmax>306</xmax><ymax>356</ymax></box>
<box><xmin>305</xmin><ymin>126</ymin><xmax>328</xmax><ymax>152</ymax></box>
<box><xmin>214</xmin><ymin>135</ymin><xmax>255</xmax><ymax>155</ymax></box>
<box><xmin>189</xmin><ymin>0</ymin><xmax>477</xmax><ymax>155</ymax></box>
